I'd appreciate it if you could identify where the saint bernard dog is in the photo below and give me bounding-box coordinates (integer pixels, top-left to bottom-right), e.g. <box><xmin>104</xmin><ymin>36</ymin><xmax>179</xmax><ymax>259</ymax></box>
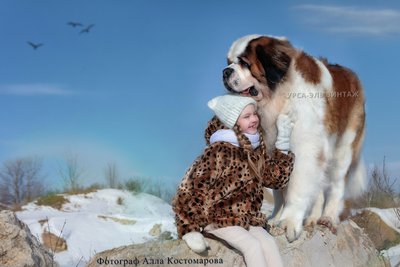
<box><xmin>223</xmin><ymin>35</ymin><xmax>366</xmax><ymax>241</ymax></box>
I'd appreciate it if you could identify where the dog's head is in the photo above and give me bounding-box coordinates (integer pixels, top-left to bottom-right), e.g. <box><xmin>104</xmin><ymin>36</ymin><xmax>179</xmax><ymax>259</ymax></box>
<box><xmin>223</xmin><ymin>35</ymin><xmax>295</xmax><ymax>101</ymax></box>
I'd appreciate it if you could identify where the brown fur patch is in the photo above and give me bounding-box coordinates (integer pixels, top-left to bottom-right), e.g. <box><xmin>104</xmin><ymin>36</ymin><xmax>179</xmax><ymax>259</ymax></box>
<box><xmin>323</xmin><ymin>63</ymin><xmax>365</xmax><ymax>187</ymax></box>
<box><xmin>349</xmin><ymin>114</ymin><xmax>365</xmax><ymax>180</ymax></box>
<box><xmin>295</xmin><ymin>52</ymin><xmax>321</xmax><ymax>84</ymax></box>
<box><xmin>243</xmin><ymin>37</ymin><xmax>296</xmax><ymax>89</ymax></box>
<box><xmin>244</xmin><ymin>39</ymin><xmax>271</xmax><ymax>85</ymax></box>
<box><xmin>323</xmin><ymin>64</ymin><xmax>365</xmax><ymax>137</ymax></box>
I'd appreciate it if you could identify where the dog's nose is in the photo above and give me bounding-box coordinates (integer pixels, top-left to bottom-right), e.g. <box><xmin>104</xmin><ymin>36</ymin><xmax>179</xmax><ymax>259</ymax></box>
<box><xmin>223</xmin><ymin>67</ymin><xmax>234</xmax><ymax>79</ymax></box>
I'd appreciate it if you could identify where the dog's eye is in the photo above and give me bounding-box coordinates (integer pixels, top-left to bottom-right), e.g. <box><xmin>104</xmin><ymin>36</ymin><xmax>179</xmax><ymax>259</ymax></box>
<box><xmin>239</xmin><ymin>57</ymin><xmax>251</xmax><ymax>68</ymax></box>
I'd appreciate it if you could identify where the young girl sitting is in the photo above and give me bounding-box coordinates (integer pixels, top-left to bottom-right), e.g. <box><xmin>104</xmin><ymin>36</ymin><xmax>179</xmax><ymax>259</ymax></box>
<box><xmin>172</xmin><ymin>94</ymin><xmax>295</xmax><ymax>267</ymax></box>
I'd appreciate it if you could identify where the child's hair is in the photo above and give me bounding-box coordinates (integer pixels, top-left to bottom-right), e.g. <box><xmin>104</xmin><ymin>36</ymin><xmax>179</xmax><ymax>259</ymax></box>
<box><xmin>232</xmin><ymin>124</ymin><xmax>267</xmax><ymax>180</ymax></box>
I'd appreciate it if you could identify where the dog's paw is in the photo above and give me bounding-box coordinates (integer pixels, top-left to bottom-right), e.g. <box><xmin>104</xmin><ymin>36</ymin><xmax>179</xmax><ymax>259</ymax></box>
<box><xmin>304</xmin><ymin>216</ymin><xmax>318</xmax><ymax>228</ymax></box>
<box><xmin>279</xmin><ymin>219</ymin><xmax>302</xmax><ymax>243</ymax></box>
<box><xmin>317</xmin><ymin>216</ymin><xmax>338</xmax><ymax>234</ymax></box>
<box><xmin>267</xmin><ymin>216</ymin><xmax>279</xmax><ymax>227</ymax></box>
<box><xmin>267</xmin><ymin>224</ymin><xmax>285</xmax><ymax>236</ymax></box>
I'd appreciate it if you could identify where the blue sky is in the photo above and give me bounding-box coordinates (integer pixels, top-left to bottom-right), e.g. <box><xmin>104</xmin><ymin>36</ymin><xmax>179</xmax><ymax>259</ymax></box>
<box><xmin>1</xmin><ymin>0</ymin><xmax>400</xmax><ymax>191</ymax></box>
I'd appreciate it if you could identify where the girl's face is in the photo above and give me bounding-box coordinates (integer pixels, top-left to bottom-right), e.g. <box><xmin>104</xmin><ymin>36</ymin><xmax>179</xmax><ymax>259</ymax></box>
<box><xmin>236</xmin><ymin>104</ymin><xmax>259</xmax><ymax>134</ymax></box>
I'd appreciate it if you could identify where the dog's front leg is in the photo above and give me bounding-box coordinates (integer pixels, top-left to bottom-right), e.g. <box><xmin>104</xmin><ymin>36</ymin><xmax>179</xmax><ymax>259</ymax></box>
<box><xmin>276</xmin><ymin>141</ymin><xmax>326</xmax><ymax>242</ymax></box>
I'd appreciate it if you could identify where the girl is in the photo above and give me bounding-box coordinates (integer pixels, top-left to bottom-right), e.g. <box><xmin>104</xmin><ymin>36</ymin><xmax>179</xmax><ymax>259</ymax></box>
<box><xmin>172</xmin><ymin>94</ymin><xmax>294</xmax><ymax>267</ymax></box>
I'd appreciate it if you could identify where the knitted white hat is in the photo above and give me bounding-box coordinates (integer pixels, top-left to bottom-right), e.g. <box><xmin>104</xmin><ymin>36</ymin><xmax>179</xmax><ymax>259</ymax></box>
<box><xmin>207</xmin><ymin>94</ymin><xmax>257</xmax><ymax>128</ymax></box>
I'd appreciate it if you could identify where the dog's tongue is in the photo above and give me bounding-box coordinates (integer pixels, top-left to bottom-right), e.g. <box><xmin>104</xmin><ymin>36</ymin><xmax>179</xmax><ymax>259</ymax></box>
<box><xmin>240</xmin><ymin>88</ymin><xmax>251</xmax><ymax>96</ymax></box>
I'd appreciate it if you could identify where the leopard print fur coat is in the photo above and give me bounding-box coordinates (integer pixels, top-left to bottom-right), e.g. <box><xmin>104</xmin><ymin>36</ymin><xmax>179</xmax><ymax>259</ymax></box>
<box><xmin>172</xmin><ymin>116</ymin><xmax>295</xmax><ymax>238</ymax></box>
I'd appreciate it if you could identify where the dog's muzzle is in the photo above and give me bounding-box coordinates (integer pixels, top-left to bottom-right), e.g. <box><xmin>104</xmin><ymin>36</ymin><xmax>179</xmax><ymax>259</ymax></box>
<box><xmin>222</xmin><ymin>66</ymin><xmax>258</xmax><ymax>96</ymax></box>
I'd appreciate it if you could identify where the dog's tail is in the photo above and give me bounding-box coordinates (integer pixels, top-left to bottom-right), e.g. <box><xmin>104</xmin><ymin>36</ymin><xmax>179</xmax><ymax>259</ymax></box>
<box><xmin>345</xmin><ymin>158</ymin><xmax>367</xmax><ymax>199</ymax></box>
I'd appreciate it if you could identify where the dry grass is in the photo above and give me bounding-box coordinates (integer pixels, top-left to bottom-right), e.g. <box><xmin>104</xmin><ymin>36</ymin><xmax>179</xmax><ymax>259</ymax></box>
<box><xmin>36</xmin><ymin>194</ymin><xmax>69</xmax><ymax>210</ymax></box>
<box><xmin>354</xmin><ymin>158</ymin><xmax>399</xmax><ymax>209</ymax></box>
<box><xmin>97</xmin><ymin>215</ymin><xmax>136</xmax><ymax>225</ymax></box>
<box><xmin>10</xmin><ymin>204</ymin><xmax>23</xmax><ymax>212</ymax></box>
<box><xmin>65</xmin><ymin>186</ymin><xmax>99</xmax><ymax>196</ymax></box>
<box><xmin>42</xmin><ymin>231</ymin><xmax>68</xmax><ymax>252</ymax></box>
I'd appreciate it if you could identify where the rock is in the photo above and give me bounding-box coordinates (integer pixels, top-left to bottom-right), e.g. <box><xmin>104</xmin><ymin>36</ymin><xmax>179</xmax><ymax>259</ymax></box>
<box><xmin>157</xmin><ymin>231</ymin><xmax>173</xmax><ymax>241</ymax></box>
<box><xmin>149</xmin><ymin>223</ymin><xmax>162</xmax><ymax>236</ymax></box>
<box><xmin>350</xmin><ymin>210</ymin><xmax>400</xmax><ymax>251</ymax></box>
<box><xmin>87</xmin><ymin>238</ymin><xmax>245</xmax><ymax>267</ymax></box>
<box><xmin>0</xmin><ymin>210</ymin><xmax>58</xmax><ymax>267</ymax></box>
<box><xmin>275</xmin><ymin>220</ymin><xmax>388</xmax><ymax>267</ymax></box>
<box><xmin>87</xmin><ymin>219</ymin><xmax>388</xmax><ymax>267</ymax></box>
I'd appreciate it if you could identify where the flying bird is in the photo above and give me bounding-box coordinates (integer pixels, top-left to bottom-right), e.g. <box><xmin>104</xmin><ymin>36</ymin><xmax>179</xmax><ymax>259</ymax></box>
<box><xmin>80</xmin><ymin>24</ymin><xmax>95</xmax><ymax>34</ymax></box>
<box><xmin>27</xmin><ymin>41</ymin><xmax>43</xmax><ymax>50</ymax></box>
<box><xmin>67</xmin><ymin>21</ymin><xmax>83</xmax><ymax>28</ymax></box>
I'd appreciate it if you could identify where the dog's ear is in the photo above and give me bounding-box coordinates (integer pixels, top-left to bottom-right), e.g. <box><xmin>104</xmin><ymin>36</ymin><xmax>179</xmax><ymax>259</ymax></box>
<box><xmin>255</xmin><ymin>41</ymin><xmax>291</xmax><ymax>90</ymax></box>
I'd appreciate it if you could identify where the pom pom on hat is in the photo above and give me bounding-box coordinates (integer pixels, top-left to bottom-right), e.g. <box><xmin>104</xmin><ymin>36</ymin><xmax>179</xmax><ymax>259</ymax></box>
<box><xmin>207</xmin><ymin>94</ymin><xmax>257</xmax><ymax>128</ymax></box>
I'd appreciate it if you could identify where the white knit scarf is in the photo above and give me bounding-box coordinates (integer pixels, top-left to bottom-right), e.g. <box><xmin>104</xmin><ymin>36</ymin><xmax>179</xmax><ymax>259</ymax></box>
<box><xmin>210</xmin><ymin>129</ymin><xmax>260</xmax><ymax>149</ymax></box>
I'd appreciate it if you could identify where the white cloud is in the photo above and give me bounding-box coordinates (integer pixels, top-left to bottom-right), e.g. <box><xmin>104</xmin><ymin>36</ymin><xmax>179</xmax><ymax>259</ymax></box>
<box><xmin>294</xmin><ymin>5</ymin><xmax>400</xmax><ymax>36</ymax></box>
<box><xmin>0</xmin><ymin>83</ymin><xmax>76</xmax><ymax>96</ymax></box>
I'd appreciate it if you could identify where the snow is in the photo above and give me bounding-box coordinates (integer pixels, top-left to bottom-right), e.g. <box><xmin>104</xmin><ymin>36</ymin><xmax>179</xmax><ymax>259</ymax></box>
<box><xmin>16</xmin><ymin>189</ymin><xmax>177</xmax><ymax>267</ymax></box>
<box><xmin>16</xmin><ymin>189</ymin><xmax>400</xmax><ymax>267</ymax></box>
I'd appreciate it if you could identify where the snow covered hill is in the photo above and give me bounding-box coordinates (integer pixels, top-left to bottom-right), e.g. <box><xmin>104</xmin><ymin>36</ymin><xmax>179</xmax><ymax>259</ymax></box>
<box><xmin>16</xmin><ymin>189</ymin><xmax>177</xmax><ymax>267</ymax></box>
<box><xmin>15</xmin><ymin>189</ymin><xmax>400</xmax><ymax>267</ymax></box>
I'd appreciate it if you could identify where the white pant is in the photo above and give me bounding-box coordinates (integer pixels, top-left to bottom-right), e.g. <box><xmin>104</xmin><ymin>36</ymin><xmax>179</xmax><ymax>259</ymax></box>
<box><xmin>205</xmin><ymin>226</ymin><xmax>283</xmax><ymax>267</ymax></box>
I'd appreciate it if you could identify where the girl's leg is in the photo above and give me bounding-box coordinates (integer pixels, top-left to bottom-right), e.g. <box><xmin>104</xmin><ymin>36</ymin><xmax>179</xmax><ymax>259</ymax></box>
<box><xmin>248</xmin><ymin>226</ymin><xmax>284</xmax><ymax>267</ymax></box>
<box><xmin>205</xmin><ymin>226</ymin><xmax>267</xmax><ymax>267</ymax></box>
